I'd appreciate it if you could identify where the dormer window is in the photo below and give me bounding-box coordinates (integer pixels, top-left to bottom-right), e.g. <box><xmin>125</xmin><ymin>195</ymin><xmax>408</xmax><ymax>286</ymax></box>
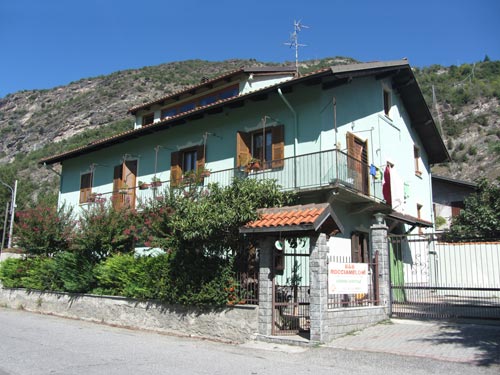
<box><xmin>142</xmin><ymin>113</ymin><xmax>154</xmax><ymax>126</ymax></box>
<box><xmin>159</xmin><ymin>84</ymin><xmax>240</xmax><ymax>121</ymax></box>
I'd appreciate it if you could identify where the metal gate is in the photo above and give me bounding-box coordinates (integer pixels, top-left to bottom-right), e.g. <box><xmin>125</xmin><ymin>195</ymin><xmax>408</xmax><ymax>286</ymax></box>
<box><xmin>389</xmin><ymin>234</ymin><xmax>500</xmax><ymax>320</ymax></box>
<box><xmin>272</xmin><ymin>238</ymin><xmax>310</xmax><ymax>336</ymax></box>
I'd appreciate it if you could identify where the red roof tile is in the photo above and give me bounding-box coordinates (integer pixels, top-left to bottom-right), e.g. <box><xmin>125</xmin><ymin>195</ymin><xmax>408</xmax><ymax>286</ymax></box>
<box><xmin>244</xmin><ymin>203</ymin><xmax>341</xmax><ymax>233</ymax></box>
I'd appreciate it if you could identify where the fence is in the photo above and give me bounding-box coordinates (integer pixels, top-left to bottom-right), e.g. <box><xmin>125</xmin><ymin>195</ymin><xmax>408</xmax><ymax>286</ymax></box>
<box><xmin>327</xmin><ymin>254</ymin><xmax>379</xmax><ymax>309</ymax></box>
<box><xmin>389</xmin><ymin>234</ymin><xmax>500</xmax><ymax>320</ymax></box>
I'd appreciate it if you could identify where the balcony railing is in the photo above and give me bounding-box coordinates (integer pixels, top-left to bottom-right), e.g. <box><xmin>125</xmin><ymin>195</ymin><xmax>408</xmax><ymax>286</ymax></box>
<box><xmin>86</xmin><ymin>149</ymin><xmax>384</xmax><ymax>207</ymax></box>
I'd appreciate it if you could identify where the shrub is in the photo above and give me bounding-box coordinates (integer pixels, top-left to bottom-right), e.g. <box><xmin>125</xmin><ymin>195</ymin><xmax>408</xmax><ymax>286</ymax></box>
<box><xmin>0</xmin><ymin>258</ymin><xmax>29</xmax><ymax>288</ymax></box>
<box><xmin>15</xmin><ymin>203</ymin><xmax>74</xmax><ymax>256</ymax></box>
<box><xmin>74</xmin><ymin>203</ymin><xmax>140</xmax><ymax>263</ymax></box>
<box><xmin>22</xmin><ymin>257</ymin><xmax>60</xmax><ymax>291</ymax></box>
<box><xmin>54</xmin><ymin>252</ymin><xmax>95</xmax><ymax>293</ymax></box>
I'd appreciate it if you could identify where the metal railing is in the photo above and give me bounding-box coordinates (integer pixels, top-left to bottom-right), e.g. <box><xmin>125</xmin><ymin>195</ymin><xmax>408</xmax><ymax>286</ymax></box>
<box><xmin>84</xmin><ymin>149</ymin><xmax>383</xmax><ymax>207</ymax></box>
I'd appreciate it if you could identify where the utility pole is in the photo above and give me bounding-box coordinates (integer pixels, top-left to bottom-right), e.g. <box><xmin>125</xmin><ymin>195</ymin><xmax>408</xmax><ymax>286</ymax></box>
<box><xmin>1</xmin><ymin>201</ymin><xmax>9</xmax><ymax>253</ymax></box>
<box><xmin>0</xmin><ymin>179</ymin><xmax>17</xmax><ymax>249</ymax></box>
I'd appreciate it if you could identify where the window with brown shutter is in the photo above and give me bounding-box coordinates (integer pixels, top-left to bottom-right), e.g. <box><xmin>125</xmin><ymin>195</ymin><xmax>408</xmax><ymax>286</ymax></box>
<box><xmin>170</xmin><ymin>145</ymin><xmax>206</xmax><ymax>187</ymax></box>
<box><xmin>236</xmin><ymin>125</ymin><xmax>284</xmax><ymax>169</ymax></box>
<box><xmin>79</xmin><ymin>172</ymin><xmax>93</xmax><ymax>204</ymax></box>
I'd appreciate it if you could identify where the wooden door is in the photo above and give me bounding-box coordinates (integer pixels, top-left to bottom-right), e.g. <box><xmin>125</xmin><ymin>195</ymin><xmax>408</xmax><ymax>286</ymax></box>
<box><xmin>347</xmin><ymin>132</ymin><xmax>369</xmax><ymax>195</ymax></box>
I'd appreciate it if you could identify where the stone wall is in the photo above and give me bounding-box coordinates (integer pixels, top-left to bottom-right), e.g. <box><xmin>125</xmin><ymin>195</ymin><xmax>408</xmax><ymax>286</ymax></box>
<box><xmin>324</xmin><ymin>306</ymin><xmax>387</xmax><ymax>340</ymax></box>
<box><xmin>0</xmin><ymin>288</ymin><xmax>258</xmax><ymax>343</ymax></box>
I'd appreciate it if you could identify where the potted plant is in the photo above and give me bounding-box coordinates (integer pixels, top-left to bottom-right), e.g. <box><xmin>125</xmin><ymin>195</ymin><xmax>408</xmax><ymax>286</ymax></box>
<box><xmin>87</xmin><ymin>192</ymin><xmax>99</xmax><ymax>203</ymax></box>
<box><xmin>151</xmin><ymin>176</ymin><xmax>162</xmax><ymax>188</ymax></box>
<box><xmin>200</xmin><ymin>168</ymin><xmax>211</xmax><ymax>178</ymax></box>
<box><xmin>247</xmin><ymin>158</ymin><xmax>261</xmax><ymax>172</ymax></box>
<box><xmin>138</xmin><ymin>181</ymin><xmax>150</xmax><ymax>190</ymax></box>
<box><xmin>118</xmin><ymin>184</ymin><xmax>129</xmax><ymax>194</ymax></box>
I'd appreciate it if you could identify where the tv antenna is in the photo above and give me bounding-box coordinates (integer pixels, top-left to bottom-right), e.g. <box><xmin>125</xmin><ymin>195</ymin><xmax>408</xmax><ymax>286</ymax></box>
<box><xmin>284</xmin><ymin>20</ymin><xmax>309</xmax><ymax>76</ymax></box>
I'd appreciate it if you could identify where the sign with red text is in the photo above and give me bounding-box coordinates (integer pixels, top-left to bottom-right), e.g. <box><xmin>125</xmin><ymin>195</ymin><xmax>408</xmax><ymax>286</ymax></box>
<box><xmin>328</xmin><ymin>262</ymin><xmax>369</xmax><ymax>294</ymax></box>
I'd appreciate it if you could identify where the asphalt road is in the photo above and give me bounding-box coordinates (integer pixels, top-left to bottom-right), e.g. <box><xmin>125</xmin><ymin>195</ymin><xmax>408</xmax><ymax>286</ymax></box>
<box><xmin>0</xmin><ymin>308</ymin><xmax>497</xmax><ymax>375</ymax></box>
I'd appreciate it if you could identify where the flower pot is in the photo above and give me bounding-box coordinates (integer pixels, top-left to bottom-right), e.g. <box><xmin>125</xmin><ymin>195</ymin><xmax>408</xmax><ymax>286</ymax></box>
<box><xmin>139</xmin><ymin>183</ymin><xmax>150</xmax><ymax>190</ymax></box>
<box><xmin>151</xmin><ymin>181</ymin><xmax>162</xmax><ymax>188</ymax></box>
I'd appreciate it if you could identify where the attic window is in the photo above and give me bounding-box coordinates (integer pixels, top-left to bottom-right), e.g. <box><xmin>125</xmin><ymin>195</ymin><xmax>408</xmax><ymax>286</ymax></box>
<box><xmin>142</xmin><ymin>113</ymin><xmax>154</xmax><ymax>126</ymax></box>
<box><xmin>383</xmin><ymin>89</ymin><xmax>391</xmax><ymax>117</ymax></box>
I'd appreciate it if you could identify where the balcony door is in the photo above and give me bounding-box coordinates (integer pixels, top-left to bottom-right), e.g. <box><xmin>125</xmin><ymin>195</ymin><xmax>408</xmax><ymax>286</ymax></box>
<box><xmin>347</xmin><ymin>132</ymin><xmax>369</xmax><ymax>195</ymax></box>
<box><xmin>112</xmin><ymin>160</ymin><xmax>137</xmax><ymax>209</ymax></box>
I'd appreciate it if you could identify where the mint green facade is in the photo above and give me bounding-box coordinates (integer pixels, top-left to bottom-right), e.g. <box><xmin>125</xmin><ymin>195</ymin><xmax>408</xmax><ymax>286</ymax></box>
<box><xmin>55</xmin><ymin>62</ymin><xmax>447</xmax><ymax>241</ymax></box>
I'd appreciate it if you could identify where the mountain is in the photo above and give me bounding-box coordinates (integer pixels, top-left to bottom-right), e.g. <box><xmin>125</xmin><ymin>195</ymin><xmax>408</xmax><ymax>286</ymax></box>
<box><xmin>0</xmin><ymin>57</ymin><xmax>499</xmax><ymax>213</ymax></box>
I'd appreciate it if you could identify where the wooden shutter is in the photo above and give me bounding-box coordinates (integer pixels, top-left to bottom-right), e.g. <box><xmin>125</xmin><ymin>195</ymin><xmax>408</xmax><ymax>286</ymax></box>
<box><xmin>112</xmin><ymin>165</ymin><xmax>123</xmax><ymax>209</ymax></box>
<box><xmin>271</xmin><ymin>124</ymin><xmax>285</xmax><ymax>168</ymax></box>
<box><xmin>170</xmin><ymin>151</ymin><xmax>182</xmax><ymax>187</ymax></box>
<box><xmin>196</xmin><ymin>144</ymin><xmax>205</xmax><ymax>171</ymax></box>
<box><xmin>236</xmin><ymin>131</ymin><xmax>251</xmax><ymax>167</ymax></box>
<box><xmin>123</xmin><ymin>160</ymin><xmax>137</xmax><ymax>208</ymax></box>
<box><xmin>351</xmin><ymin>232</ymin><xmax>361</xmax><ymax>263</ymax></box>
<box><xmin>79</xmin><ymin>173</ymin><xmax>92</xmax><ymax>204</ymax></box>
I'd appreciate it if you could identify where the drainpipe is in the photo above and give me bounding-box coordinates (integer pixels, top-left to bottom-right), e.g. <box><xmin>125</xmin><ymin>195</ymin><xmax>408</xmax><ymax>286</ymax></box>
<box><xmin>277</xmin><ymin>88</ymin><xmax>298</xmax><ymax>188</ymax></box>
<box><xmin>333</xmin><ymin>97</ymin><xmax>338</xmax><ymax>182</ymax></box>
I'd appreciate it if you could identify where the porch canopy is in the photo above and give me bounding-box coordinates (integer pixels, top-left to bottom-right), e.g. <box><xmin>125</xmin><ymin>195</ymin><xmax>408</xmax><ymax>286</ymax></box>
<box><xmin>240</xmin><ymin>203</ymin><xmax>344</xmax><ymax>236</ymax></box>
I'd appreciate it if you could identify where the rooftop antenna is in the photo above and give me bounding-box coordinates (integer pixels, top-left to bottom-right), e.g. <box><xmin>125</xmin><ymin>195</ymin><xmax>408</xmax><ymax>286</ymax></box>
<box><xmin>284</xmin><ymin>20</ymin><xmax>309</xmax><ymax>76</ymax></box>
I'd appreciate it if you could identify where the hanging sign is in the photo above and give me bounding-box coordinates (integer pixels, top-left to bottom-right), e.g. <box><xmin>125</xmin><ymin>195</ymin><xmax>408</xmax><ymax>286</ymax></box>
<box><xmin>328</xmin><ymin>262</ymin><xmax>369</xmax><ymax>294</ymax></box>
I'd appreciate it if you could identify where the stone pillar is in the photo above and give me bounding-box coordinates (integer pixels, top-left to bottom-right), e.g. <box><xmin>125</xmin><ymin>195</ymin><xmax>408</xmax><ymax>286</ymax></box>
<box><xmin>370</xmin><ymin>223</ymin><xmax>390</xmax><ymax>316</ymax></box>
<box><xmin>309</xmin><ymin>233</ymin><xmax>329</xmax><ymax>343</ymax></box>
<box><xmin>258</xmin><ymin>236</ymin><xmax>273</xmax><ymax>336</ymax></box>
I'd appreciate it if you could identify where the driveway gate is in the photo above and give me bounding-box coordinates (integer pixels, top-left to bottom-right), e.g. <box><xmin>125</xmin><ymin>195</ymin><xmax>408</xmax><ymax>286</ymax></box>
<box><xmin>389</xmin><ymin>234</ymin><xmax>500</xmax><ymax>320</ymax></box>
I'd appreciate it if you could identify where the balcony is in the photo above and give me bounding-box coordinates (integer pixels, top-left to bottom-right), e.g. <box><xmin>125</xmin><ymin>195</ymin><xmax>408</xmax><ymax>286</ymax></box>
<box><xmin>90</xmin><ymin>149</ymin><xmax>386</xmax><ymax>208</ymax></box>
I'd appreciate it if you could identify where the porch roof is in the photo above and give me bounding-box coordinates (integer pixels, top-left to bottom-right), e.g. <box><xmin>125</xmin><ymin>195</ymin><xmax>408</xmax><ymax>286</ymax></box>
<box><xmin>386</xmin><ymin>211</ymin><xmax>434</xmax><ymax>230</ymax></box>
<box><xmin>240</xmin><ymin>203</ymin><xmax>344</xmax><ymax>235</ymax></box>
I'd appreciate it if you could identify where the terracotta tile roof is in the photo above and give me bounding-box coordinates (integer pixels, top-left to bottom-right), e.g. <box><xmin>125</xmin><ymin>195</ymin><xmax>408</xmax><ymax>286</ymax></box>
<box><xmin>241</xmin><ymin>203</ymin><xmax>344</xmax><ymax>234</ymax></box>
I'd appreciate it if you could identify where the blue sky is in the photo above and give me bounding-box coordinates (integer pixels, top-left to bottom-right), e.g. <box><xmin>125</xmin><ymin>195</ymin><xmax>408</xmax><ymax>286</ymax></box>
<box><xmin>1</xmin><ymin>0</ymin><xmax>499</xmax><ymax>98</ymax></box>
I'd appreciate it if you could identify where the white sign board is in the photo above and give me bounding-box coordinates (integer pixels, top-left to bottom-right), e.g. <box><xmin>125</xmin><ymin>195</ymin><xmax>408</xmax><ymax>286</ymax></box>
<box><xmin>328</xmin><ymin>262</ymin><xmax>369</xmax><ymax>294</ymax></box>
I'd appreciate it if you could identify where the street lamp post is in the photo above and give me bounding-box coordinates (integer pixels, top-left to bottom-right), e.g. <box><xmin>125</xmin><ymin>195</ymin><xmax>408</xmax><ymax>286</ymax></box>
<box><xmin>0</xmin><ymin>179</ymin><xmax>17</xmax><ymax>249</ymax></box>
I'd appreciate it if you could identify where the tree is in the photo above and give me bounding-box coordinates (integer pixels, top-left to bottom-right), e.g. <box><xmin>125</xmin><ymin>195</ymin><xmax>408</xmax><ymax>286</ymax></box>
<box><xmin>447</xmin><ymin>178</ymin><xmax>500</xmax><ymax>240</ymax></box>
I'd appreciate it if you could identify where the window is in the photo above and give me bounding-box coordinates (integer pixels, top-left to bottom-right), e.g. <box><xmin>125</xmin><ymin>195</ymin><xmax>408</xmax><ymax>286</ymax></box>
<box><xmin>383</xmin><ymin>89</ymin><xmax>391</xmax><ymax>117</ymax></box>
<box><xmin>183</xmin><ymin>149</ymin><xmax>198</xmax><ymax>172</ymax></box>
<box><xmin>79</xmin><ymin>172</ymin><xmax>93</xmax><ymax>204</ymax></box>
<box><xmin>252</xmin><ymin>130</ymin><xmax>272</xmax><ymax>166</ymax></box>
<box><xmin>161</xmin><ymin>108</ymin><xmax>177</xmax><ymax>119</ymax></box>
<box><xmin>236</xmin><ymin>125</ymin><xmax>284</xmax><ymax>169</ymax></box>
<box><xmin>414</xmin><ymin>145</ymin><xmax>422</xmax><ymax>176</ymax></box>
<box><xmin>142</xmin><ymin>113</ymin><xmax>154</xmax><ymax>126</ymax></box>
<box><xmin>159</xmin><ymin>84</ymin><xmax>239</xmax><ymax>120</ymax></box>
<box><xmin>170</xmin><ymin>145</ymin><xmax>205</xmax><ymax>187</ymax></box>
<box><xmin>219</xmin><ymin>86</ymin><xmax>239</xmax><ymax>100</ymax></box>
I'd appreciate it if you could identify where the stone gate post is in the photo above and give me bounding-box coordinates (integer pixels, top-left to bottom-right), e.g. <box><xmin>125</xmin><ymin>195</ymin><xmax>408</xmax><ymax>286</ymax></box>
<box><xmin>309</xmin><ymin>233</ymin><xmax>329</xmax><ymax>343</ymax></box>
<box><xmin>370</xmin><ymin>220</ymin><xmax>390</xmax><ymax>315</ymax></box>
<box><xmin>257</xmin><ymin>236</ymin><xmax>273</xmax><ymax>336</ymax></box>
